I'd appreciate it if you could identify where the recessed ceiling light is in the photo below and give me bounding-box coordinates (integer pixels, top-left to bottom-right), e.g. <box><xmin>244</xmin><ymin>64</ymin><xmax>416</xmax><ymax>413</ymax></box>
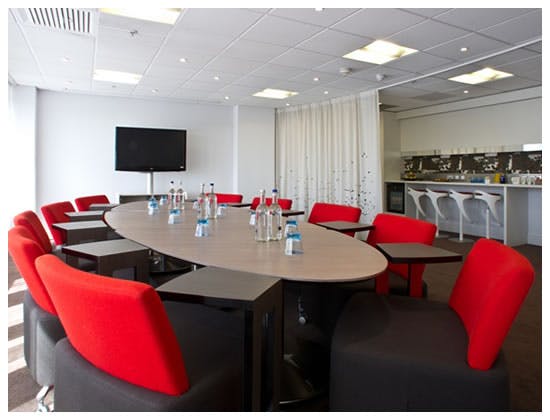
<box><xmin>179</xmin><ymin>57</ymin><xmax>187</xmax><ymax>63</ymax></box>
<box><xmin>448</xmin><ymin>67</ymin><xmax>514</xmax><ymax>85</ymax></box>
<box><xmin>93</xmin><ymin>69</ymin><xmax>141</xmax><ymax>85</ymax></box>
<box><xmin>343</xmin><ymin>40</ymin><xmax>417</xmax><ymax>65</ymax></box>
<box><xmin>285</xmin><ymin>103</ymin><xmax>290</xmax><ymax>106</ymax></box>
<box><xmin>213</xmin><ymin>76</ymin><xmax>220</xmax><ymax>81</ymax></box>
<box><xmin>100</xmin><ymin>8</ymin><xmax>182</xmax><ymax>25</ymax></box>
<box><xmin>324</xmin><ymin>91</ymin><xmax>329</xmax><ymax>95</ymax></box>
<box><xmin>151</xmin><ymin>89</ymin><xmax>159</xmax><ymax>93</ymax></box>
<box><xmin>61</xmin><ymin>56</ymin><xmax>70</xmax><ymax>63</ymax></box>
<box><xmin>224</xmin><ymin>96</ymin><xmax>230</xmax><ymax>100</ymax></box>
<box><xmin>460</xmin><ymin>47</ymin><xmax>469</xmax><ymax>52</ymax></box>
<box><xmin>315</xmin><ymin>8</ymin><xmax>324</xmax><ymax>12</ymax></box>
<box><xmin>463</xmin><ymin>90</ymin><xmax>469</xmax><ymax>94</ymax></box>
<box><xmin>313</xmin><ymin>77</ymin><xmax>320</xmax><ymax>82</ymax></box>
<box><xmin>253</xmin><ymin>88</ymin><xmax>298</xmax><ymax>99</ymax></box>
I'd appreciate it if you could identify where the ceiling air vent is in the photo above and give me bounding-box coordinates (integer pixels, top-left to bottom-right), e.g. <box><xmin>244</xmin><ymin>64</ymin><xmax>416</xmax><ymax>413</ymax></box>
<box><xmin>22</xmin><ymin>8</ymin><xmax>93</xmax><ymax>35</ymax></box>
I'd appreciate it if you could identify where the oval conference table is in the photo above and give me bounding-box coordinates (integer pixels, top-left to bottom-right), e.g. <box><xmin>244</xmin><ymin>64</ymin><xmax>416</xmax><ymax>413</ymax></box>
<box><xmin>105</xmin><ymin>201</ymin><xmax>388</xmax><ymax>408</ymax></box>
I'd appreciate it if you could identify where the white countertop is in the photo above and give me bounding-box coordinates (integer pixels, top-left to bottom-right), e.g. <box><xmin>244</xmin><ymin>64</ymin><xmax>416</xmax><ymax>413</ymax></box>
<box><xmin>385</xmin><ymin>180</ymin><xmax>542</xmax><ymax>189</ymax></box>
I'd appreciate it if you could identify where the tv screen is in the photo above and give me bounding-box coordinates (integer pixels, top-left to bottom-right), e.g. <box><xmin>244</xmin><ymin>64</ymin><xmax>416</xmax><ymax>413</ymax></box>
<box><xmin>115</xmin><ymin>126</ymin><xmax>186</xmax><ymax>172</ymax></box>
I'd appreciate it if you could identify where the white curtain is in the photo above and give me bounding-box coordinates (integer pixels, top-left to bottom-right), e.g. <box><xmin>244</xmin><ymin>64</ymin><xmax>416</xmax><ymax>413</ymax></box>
<box><xmin>276</xmin><ymin>91</ymin><xmax>382</xmax><ymax>224</ymax></box>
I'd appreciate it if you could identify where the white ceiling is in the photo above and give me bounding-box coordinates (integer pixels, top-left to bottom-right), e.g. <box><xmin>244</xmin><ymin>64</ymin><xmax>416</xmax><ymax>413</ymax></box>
<box><xmin>8</xmin><ymin>7</ymin><xmax>542</xmax><ymax>111</ymax></box>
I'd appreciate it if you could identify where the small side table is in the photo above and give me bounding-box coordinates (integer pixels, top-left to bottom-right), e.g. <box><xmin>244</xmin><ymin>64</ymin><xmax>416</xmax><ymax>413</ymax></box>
<box><xmin>53</xmin><ymin>220</ymin><xmax>110</xmax><ymax>245</ymax></box>
<box><xmin>62</xmin><ymin>239</ymin><xmax>150</xmax><ymax>282</ymax></box>
<box><xmin>65</xmin><ymin>210</ymin><xmax>105</xmax><ymax>222</ymax></box>
<box><xmin>282</xmin><ymin>210</ymin><xmax>305</xmax><ymax>217</ymax></box>
<box><xmin>227</xmin><ymin>202</ymin><xmax>253</xmax><ymax>208</ymax></box>
<box><xmin>156</xmin><ymin>267</ymin><xmax>283</xmax><ymax>412</ymax></box>
<box><xmin>88</xmin><ymin>203</ymin><xmax>118</xmax><ymax>211</ymax></box>
<box><xmin>316</xmin><ymin>221</ymin><xmax>374</xmax><ymax>235</ymax></box>
<box><xmin>375</xmin><ymin>242</ymin><xmax>463</xmax><ymax>297</ymax></box>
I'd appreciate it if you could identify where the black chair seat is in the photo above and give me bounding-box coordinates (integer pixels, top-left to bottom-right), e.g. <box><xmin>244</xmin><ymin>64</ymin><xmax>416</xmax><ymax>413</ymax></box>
<box><xmin>330</xmin><ymin>292</ymin><xmax>509</xmax><ymax>411</ymax></box>
<box><xmin>54</xmin><ymin>301</ymin><xmax>243</xmax><ymax>411</ymax></box>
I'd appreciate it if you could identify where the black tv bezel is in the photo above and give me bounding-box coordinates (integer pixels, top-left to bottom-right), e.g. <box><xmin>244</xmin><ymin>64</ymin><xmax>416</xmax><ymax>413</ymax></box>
<box><xmin>115</xmin><ymin>126</ymin><xmax>187</xmax><ymax>172</ymax></box>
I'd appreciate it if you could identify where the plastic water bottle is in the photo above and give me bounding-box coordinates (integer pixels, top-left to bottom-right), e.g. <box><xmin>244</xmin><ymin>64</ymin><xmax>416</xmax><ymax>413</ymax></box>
<box><xmin>268</xmin><ymin>188</ymin><xmax>283</xmax><ymax>241</ymax></box>
<box><xmin>284</xmin><ymin>220</ymin><xmax>298</xmax><ymax>238</ymax></box>
<box><xmin>255</xmin><ymin>189</ymin><xmax>268</xmax><ymax>242</ymax></box>
<box><xmin>168</xmin><ymin>181</ymin><xmax>176</xmax><ymax>208</ymax></box>
<box><xmin>168</xmin><ymin>208</ymin><xmax>181</xmax><ymax>224</ymax></box>
<box><xmin>147</xmin><ymin>196</ymin><xmax>159</xmax><ymax>215</ymax></box>
<box><xmin>285</xmin><ymin>232</ymin><xmax>303</xmax><ymax>255</ymax></box>
<box><xmin>195</xmin><ymin>218</ymin><xmax>209</xmax><ymax>237</ymax></box>
<box><xmin>206</xmin><ymin>183</ymin><xmax>218</xmax><ymax>219</ymax></box>
<box><xmin>159</xmin><ymin>195</ymin><xmax>167</xmax><ymax>206</ymax></box>
<box><xmin>197</xmin><ymin>183</ymin><xmax>208</xmax><ymax>221</ymax></box>
<box><xmin>176</xmin><ymin>181</ymin><xmax>185</xmax><ymax>209</ymax></box>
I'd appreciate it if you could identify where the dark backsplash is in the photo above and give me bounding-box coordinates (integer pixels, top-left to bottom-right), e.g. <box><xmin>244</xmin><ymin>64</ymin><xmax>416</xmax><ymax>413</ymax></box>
<box><xmin>402</xmin><ymin>151</ymin><xmax>542</xmax><ymax>174</ymax></box>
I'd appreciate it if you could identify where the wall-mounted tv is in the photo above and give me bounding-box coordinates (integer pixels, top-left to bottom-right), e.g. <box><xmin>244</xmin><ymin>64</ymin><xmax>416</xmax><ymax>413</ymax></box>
<box><xmin>115</xmin><ymin>126</ymin><xmax>186</xmax><ymax>172</ymax></box>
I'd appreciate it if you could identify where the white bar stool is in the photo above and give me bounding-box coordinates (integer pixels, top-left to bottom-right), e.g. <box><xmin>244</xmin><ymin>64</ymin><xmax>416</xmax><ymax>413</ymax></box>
<box><xmin>425</xmin><ymin>188</ymin><xmax>449</xmax><ymax>238</ymax></box>
<box><xmin>407</xmin><ymin>187</ymin><xmax>427</xmax><ymax>219</ymax></box>
<box><xmin>474</xmin><ymin>190</ymin><xmax>501</xmax><ymax>239</ymax></box>
<box><xmin>448</xmin><ymin>190</ymin><xmax>474</xmax><ymax>243</ymax></box>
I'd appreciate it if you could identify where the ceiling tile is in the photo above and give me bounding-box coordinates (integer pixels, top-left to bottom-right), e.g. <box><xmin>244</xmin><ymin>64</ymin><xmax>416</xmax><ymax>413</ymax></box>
<box><xmin>381</xmin><ymin>85</ymin><xmax>433</xmax><ymax>98</ymax></box>
<box><xmin>269</xmin><ymin>8</ymin><xmax>359</xmax><ymax>26</ymax></box>
<box><xmin>333</xmin><ymin>9</ymin><xmax>425</xmax><ymax>39</ymax></box>
<box><xmin>167</xmin><ymin>29</ymin><xmax>233</xmax><ymax>53</ymax></box>
<box><xmin>191</xmin><ymin>70</ymin><xmax>242</xmax><ymax>85</ymax></box>
<box><xmin>270</xmin><ymin>49</ymin><xmax>336</xmax><ymax>69</ymax></box>
<box><xmin>496</xmin><ymin>56</ymin><xmax>542</xmax><ymax>81</ymax></box>
<box><xmin>325</xmin><ymin>77</ymin><xmax>376</xmax><ymax>91</ymax></box>
<box><xmin>132</xmin><ymin>85</ymin><xmax>177</xmax><ymax>97</ymax></box>
<box><xmin>350</xmin><ymin>65</ymin><xmax>417</xmax><ymax>84</ymax></box>
<box><xmin>400</xmin><ymin>9</ymin><xmax>451</xmax><ymax>18</ymax></box>
<box><xmin>92</xmin><ymin>80</ymin><xmax>136</xmax><ymax>94</ymax></box>
<box><xmin>388</xmin><ymin>19</ymin><xmax>470</xmax><ymax>51</ymax></box>
<box><xmin>425</xmin><ymin>33</ymin><xmax>508</xmax><ymax>61</ymax></box>
<box><xmin>204</xmin><ymin>56</ymin><xmax>265</xmax><ymax>75</ymax></box>
<box><xmin>181</xmin><ymin>79</ymin><xmax>223</xmax><ymax>92</ymax></box>
<box><xmin>314</xmin><ymin>57</ymin><xmax>376</xmax><ymax>74</ymax></box>
<box><xmin>480</xmin><ymin>76</ymin><xmax>540</xmax><ymax>91</ymax></box>
<box><xmin>480</xmin><ymin>10</ymin><xmax>542</xmax><ymax>45</ymax></box>
<box><xmin>269</xmin><ymin>79</ymin><xmax>318</xmax><ymax>92</ymax></box>
<box><xmin>405</xmin><ymin>77</ymin><xmax>464</xmax><ymax>92</ymax></box>
<box><xmin>232</xmin><ymin>74</ymin><xmax>284</xmax><ymax>89</ymax></box>
<box><xmin>525</xmin><ymin>41</ymin><xmax>541</xmax><ymax>53</ymax></box>
<box><xmin>242</xmin><ymin>15</ymin><xmax>323</xmax><ymax>47</ymax></box>
<box><xmin>298</xmin><ymin>29</ymin><xmax>372</xmax><ymax>57</ymax></box>
<box><xmin>94</xmin><ymin>56</ymin><xmax>151</xmax><ymax>74</ymax></box>
<box><xmin>138</xmin><ymin>74</ymin><xmax>190</xmax><ymax>89</ymax></box>
<box><xmin>251</xmin><ymin>63</ymin><xmax>307</xmax><ymax>80</ymax></box>
<box><xmin>177</xmin><ymin>8</ymin><xmax>262</xmax><ymax>37</ymax></box>
<box><xmin>221</xmin><ymin>39</ymin><xmax>289</xmax><ymax>61</ymax></box>
<box><xmin>153</xmin><ymin>47</ymin><xmax>217</xmax><ymax>70</ymax></box>
<box><xmin>433</xmin><ymin>8</ymin><xmax>535</xmax><ymax>31</ymax></box>
<box><xmin>99</xmin><ymin>12</ymin><xmax>174</xmax><ymax>37</ymax></box>
<box><xmin>384</xmin><ymin>52</ymin><xmax>453</xmax><ymax>73</ymax></box>
<box><xmin>290</xmin><ymin>70</ymin><xmax>340</xmax><ymax>84</ymax></box>
<box><xmin>473</xmin><ymin>48</ymin><xmax>541</xmax><ymax>68</ymax></box>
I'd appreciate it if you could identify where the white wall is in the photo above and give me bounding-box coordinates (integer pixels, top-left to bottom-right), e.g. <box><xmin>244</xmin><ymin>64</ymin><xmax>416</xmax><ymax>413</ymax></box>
<box><xmin>399</xmin><ymin>96</ymin><xmax>542</xmax><ymax>153</ymax></box>
<box><xmin>35</xmin><ymin>91</ymin><xmax>272</xmax><ymax>210</ymax></box>
<box><xmin>234</xmin><ymin>105</ymin><xmax>275</xmax><ymax>201</ymax></box>
<box><xmin>7</xmin><ymin>85</ymin><xmax>37</xmax><ymax>228</ymax></box>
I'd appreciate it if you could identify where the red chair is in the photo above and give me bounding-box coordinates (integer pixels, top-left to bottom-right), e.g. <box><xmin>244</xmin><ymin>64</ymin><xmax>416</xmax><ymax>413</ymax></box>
<box><xmin>35</xmin><ymin>255</ymin><xmax>243</xmax><ymax>411</ymax></box>
<box><xmin>207</xmin><ymin>193</ymin><xmax>243</xmax><ymax>204</ymax></box>
<box><xmin>13</xmin><ymin>210</ymin><xmax>53</xmax><ymax>253</ymax></box>
<box><xmin>74</xmin><ymin>195</ymin><xmax>110</xmax><ymax>211</ymax></box>
<box><xmin>8</xmin><ymin>226</ymin><xmax>66</xmax><ymax>411</ymax></box>
<box><xmin>330</xmin><ymin>239</ymin><xmax>535</xmax><ymax>410</ymax></box>
<box><xmin>40</xmin><ymin>201</ymin><xmax>76</xmax><ymax>246</ymax></box>
<box><xmin>250</xmin><ymin>196</ymin><xmax>292</xmax><ymax>210</ymax></box>
<box><xmin>366</xmin><ymin>213</ymin><xmax>436</xmax><ymax>297</ymax></box>
<box><xmin>308</xmin><ymin>202</ymin><xmax>361</xmax><ymax>237</ymax></box>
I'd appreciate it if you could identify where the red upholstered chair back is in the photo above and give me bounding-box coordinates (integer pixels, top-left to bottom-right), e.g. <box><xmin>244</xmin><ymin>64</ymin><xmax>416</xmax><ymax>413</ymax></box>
<box><xmin>449</xmin><ymin>238</ymin><xmax>534</xmax><ymax>370</ymax></box>
<box><xmin>13</xmin><ymin>210</ymin><xmax>53</xmax><ymax>253</ymax></box>
<box><xmin>366</xmin><ymin>213</ymin><xmax>437</xmax><ymax>296</ymax></box>
<box><xmin>40</xmin><ymin>201</ymin><xmax>76</xmax><ymax>245</ymax></box>
<box><xmin>250</xmin><ymin>197</ymin><xmax>293</xmax><ymax>210</ymax></box>
<box><xmin>307</xmin><ymin>202</ymin><xmax>361</xmax><ymax>225</ymax></box>
<box><xmin>35</xmin><ymin>254</ymin><xmax>189</xmax><ymax>396</ymax></box>
<box><xmin>74</xmin><ymin>195</ymin><xmax>110</xmax><ymax>211</ymax></box>
<box><xmin>207</xmin><ymin>193</ymin><xmax>243</xmax><ymax>204</ymax></box>
<box><xmin>8</xmin><ymin>226</ymin><xmax>57</xmax><ymax>315</ymax></box>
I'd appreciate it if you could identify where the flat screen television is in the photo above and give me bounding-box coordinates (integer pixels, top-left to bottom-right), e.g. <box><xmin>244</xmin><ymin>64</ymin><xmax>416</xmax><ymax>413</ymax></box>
<box><xmin>115</xmin><ymin>126</ymin><xmax>186</xmax><ymax>172</ymax></box>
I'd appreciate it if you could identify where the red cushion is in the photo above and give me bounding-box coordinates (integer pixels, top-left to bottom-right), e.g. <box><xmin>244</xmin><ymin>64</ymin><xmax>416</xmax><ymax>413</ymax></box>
<box><xmin>35</xmin><ymin>254</ymin><xmax>189</xmax><ymax>396</ymax></box>
<box><xmin>8</xmin><ymin>226</ymin><xmax>57</xmax><ymax>315</ymax></box>
<box><xmin>250</xmin><ymin>197</ymin><xmax>293</xmax><ymax>210</ymax></box>
<box><xmin>449</xmin><ymin>238</ymin><xmax>534</xmax><ymax>370</ymax></box>
<box><xmin>366</xmin><ymin>213</ymin><xmax>437</xmax><ymax>296</ymax></box>
<box><xmin>40</xmin><ymin>201</ymin><xmax>76</xmax><ymax>245</ymax></box>
<box><xmin>74</xmin><ymin>195</ymin><xmax>110</xmax><ymax>211</ymax></box>
<box><xmin>13</xmin><ymin>210</ymin><xmax>53</xmax><ymax>253</ymax></box>
<box><xmin>207</xmin><ymin>193</ymin><xmax>243</xmax><ymax>204</ymax></box>
<box><xmin>307</xmin><ymin>202</ymin><xmax>361</xmax><ymax>224</ymax></box>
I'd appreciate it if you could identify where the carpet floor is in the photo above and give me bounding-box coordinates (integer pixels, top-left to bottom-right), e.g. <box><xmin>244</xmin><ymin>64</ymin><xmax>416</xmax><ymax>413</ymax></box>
<box><xmin>7</xmin><ymin>234</ymin><xmax>542</xmax><ymax>411</ymax></box>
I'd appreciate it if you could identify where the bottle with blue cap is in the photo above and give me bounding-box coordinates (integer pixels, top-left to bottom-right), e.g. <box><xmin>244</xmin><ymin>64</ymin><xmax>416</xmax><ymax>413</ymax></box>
<box><xmin>147</xmin><ymin>196</ymin><xmax>159</xmax><ymax>215</ymax></box>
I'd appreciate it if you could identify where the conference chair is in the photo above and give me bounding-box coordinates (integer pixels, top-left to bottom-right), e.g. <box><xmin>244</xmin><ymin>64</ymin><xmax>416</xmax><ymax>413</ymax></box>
<box><xmin>308</xmin><ymin>202</ymin><xmax>362</xmax><ymax>237</ymax></box>
<box><xmin>40</xmin><ymin>201</ymin><xmax>76</xmax><ymax>246</ymax></box>
<box><xmin>207</xmin><ymin>193</ymin><xmax>243</xmax><ymax>204</ymax></box>
<box><xmin>366</xmin><ymin>213</ymin><xmax>437</xmax><ymax>297</ymax></box>
<box><xmin>13</xmin><ymin>210</ymin><xmax>55</xmax><ymax>253</ymax></box>
<box><xmin>330</xmin><ymin>238</ymin><xmax>534</xmax><ymax>411</ymax></box>
<box><xmin>8</xmin><ymin>226</ymin><xmax>66</xmax><ymax>411</ymax></box>
<box><xmin>35</xmin><ymin>255</ymin><xmax>244</xmax><ymax>411</ymax></box>
<box><xmin>250</xmin><ymin>196</ymin><xmax>293</xmax><ymax>210</ymax></box>
<box><xmin>74</xmin><ymin>194</ymin><xmax>110</xmax><ymax>211</ymax></box>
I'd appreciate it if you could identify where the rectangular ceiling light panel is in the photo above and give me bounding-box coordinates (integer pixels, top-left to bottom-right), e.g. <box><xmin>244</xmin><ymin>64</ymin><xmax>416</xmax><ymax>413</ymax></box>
<box><xmin>93</xmin><ymin>69</ymin><xmax>142</xmax><ymax>84</ymax></box>
<box><xmin>100</xmin><ymin>8</ymin><xmax>182</xmax><ymax>25</ymax></box>
<box><xmin>344</xmin><ymin>40</ymin><xmax>417</xmax><ymax>65</ymax></box>
<box><xmin>448</xmin><ymin>67</ymin><xmax>514</xmax><ymax>85</ymax></box>
<box><xmin>253</xmin><ymin>88</ymin><xmax>298</xmax><ymax>99</ymax></box>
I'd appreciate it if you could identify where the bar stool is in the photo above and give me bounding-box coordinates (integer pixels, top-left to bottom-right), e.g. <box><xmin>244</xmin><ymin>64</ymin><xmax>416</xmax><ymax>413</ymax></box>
<box><xmin>448</xmin><ymin>190</ymin><xmax>474</xmax><ymax>243</ymax></box>
<box><xmin>425</xmin><ymin>188</ymin><xmax>449</xmax><ymax>239</ymax></box>
<box><xmin>407</xmin><ymin>187</ymin><xmax>427</xmax><ymax>219</ymax></box>
<box><xmin>474</xmin><ymin>190</ymin><xmax>501</xmax><ymax>239</ymax></box>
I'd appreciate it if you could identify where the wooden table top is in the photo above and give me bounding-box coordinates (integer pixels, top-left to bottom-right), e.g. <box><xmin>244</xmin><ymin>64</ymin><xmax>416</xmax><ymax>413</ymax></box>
<box><xmin>65</xmin><ymin>210</ymin><xmax>105</xmax><ymax>221</ymax></box>
<box><xmin>53</xmin><ymin>220</ymin><xmax>109</xmax><ymax>231</ymax></box>
<box><xmin>105</xmin><ymin>201</ymin><xmax>387</xmax><ymax>283</ymax></box>
<box><xmin>62</xmin><ymin>239</ymin><xmax>148</xmax><ymax>258</ymax></box>
<box><xmin>375</xmin><ymin>242</ymin><xmax>463</xmax><ymax>264</ymax></box>
<box><xmin>316</xmin><ymin>221</ymin><xmax>374</xmax><ymax>233</ymax></box>
<box><xmin>89</xmin><ymin>203</ymin><xmax>119</xmax><ymax>211</ymax></box>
